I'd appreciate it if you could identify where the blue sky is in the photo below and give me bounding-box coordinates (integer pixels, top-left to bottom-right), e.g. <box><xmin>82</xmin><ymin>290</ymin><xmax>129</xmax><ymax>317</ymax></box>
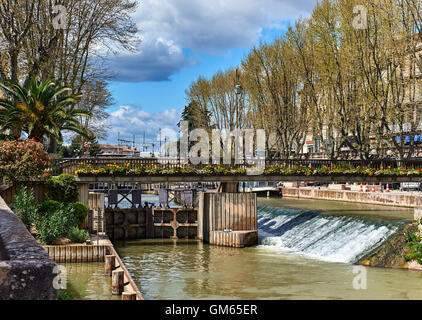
<box><xmin>103</xmin><ymin>0</ymin><xmax>316</xmax><ymax>147</ymax></box>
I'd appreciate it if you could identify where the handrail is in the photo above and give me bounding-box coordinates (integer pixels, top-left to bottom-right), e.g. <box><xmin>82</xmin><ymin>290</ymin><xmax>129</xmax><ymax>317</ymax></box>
<box><xmin>51</xmin><ymin>157</ymin><xmax>422</xmax><ymax>173</ymax></box>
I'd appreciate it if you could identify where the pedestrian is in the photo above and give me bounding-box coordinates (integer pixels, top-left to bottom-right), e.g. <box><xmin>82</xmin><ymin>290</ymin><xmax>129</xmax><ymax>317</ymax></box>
<box><xmin>277</xmin><ymin>182</ymin><xmax>284</xmax><ymax>198</ymax></box>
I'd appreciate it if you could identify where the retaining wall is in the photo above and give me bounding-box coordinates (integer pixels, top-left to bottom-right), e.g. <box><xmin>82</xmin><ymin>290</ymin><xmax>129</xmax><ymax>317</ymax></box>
<box><xmin>282</xmin><ymin>187</ymin><xmax>422</xmax><ymax>208</ymax></box>
<box><xmin>0</xmin><ymin>196</ymin><xmax>57</xmax><ymax>300</ymax></box>
<box><xmin>44</xmin><ymin>245</ymin><xmax>108</xmax><ymax>263</ymax></box>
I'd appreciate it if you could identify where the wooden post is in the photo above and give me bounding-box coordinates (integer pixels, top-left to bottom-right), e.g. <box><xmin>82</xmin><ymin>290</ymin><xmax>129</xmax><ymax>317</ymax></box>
<box><xmin>112</xmin><ymin>270</ymin><xmax>125</xmax><ymax>295</ymax></box>
<box><xmin>78</xmin><ymin>183</ymin><xmax>90</xmax><ymax>206</ymax></box>
<box><xmin>122</xmin><ymin>292</ymin><xmax>137</xmax><ymax>300</ymax></box>
<box><xmin>105</xmin><ymin>255</ymin><xmax>116</xmax><ymax>276</ymax></box>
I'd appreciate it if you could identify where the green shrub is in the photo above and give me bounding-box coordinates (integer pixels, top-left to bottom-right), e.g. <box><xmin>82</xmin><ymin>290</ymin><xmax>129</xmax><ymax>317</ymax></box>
<box><xmin>45</xmin><ymin>174</ymin><xmax>78</xmax><ymax>203</ymax></box>
<box><xmin>404</xmin><ymin>226</ymin><xmax>422</xmax><ymax>264</ymax></box>
<box><xmin>69</xmin><ymin>227</ymin><xmax>89</xmax><ymax>243</ymax></box>
<box><xmin>38</xmin><ymin>200</ymin><xmax>62</xmax><ymax>218</ymax></box>
<box><xmin>12</xmin><ymin>186</ymin><xmax>38</xmax><ymax>230</ymax></box>
<box><xmin>36</xmin><ymin>204</ymin><xmax>78</xmax><ymax>245</ymax></box>
<box><xmin>70</xmin><ymin>202</ymin><xmax>88</xmax><ymax>227</ymax></box>
<box><xmin>58</xmin><ymin>289</ymin><xmax>73</xmax><ymax>300</ymax></box>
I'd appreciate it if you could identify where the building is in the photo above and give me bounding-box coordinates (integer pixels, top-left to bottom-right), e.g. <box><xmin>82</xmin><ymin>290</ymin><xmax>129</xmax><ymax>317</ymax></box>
<box><xmin>298</xmin><ymin>37</ymin><xmax>422</xmax><ymax>160</ymax></box>
<box><xmin>99</xmin><ymin>144</ymin><xmax>140</xmax><ymax>157</ymax></box>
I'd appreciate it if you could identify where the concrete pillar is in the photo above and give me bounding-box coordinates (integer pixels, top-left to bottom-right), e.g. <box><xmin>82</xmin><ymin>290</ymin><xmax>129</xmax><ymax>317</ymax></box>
<box><xmin>217</xmin><ymin>182</ymin><xmax>239</xmax><ymax>193</ymax></box>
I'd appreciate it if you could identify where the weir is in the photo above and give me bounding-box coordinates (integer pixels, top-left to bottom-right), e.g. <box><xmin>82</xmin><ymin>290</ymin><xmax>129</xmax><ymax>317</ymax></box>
<box><xmin>258</xmin><ymin>205</ymin><xmax>399</xmax><ymax>263</ymax></box>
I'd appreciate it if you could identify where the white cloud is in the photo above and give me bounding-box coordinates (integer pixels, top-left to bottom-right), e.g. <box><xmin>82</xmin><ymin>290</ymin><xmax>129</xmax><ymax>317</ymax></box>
<box><xmin>105</xmin><ymin>105</ymin><xmax>181</xmax><ymax>147</ymax></box>
<box><xmin>108</xmin><ymin>0</ymin><xmax>316</xmax><ymax>82</ymax></box>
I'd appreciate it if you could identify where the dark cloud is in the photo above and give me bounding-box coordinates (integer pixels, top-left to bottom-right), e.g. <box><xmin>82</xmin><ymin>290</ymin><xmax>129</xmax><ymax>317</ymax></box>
<box><xmin>107</xmin><ymin>38</ymin><xmax>199</xmax><ymax>82</ymax></box>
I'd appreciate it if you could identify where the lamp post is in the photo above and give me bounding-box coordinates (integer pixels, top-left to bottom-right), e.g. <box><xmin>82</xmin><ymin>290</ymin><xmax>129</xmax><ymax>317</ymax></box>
<box><xmin>159</xmin><ymin>128</ymin><xmax>162</xmax><ymax>156</ymax></box>
<box><xmin>151</xmin><ymin>142</ymin><xmax>156</xmax><ymax>158</ymax></box>
<box><xmin>234</xmin><ymin>68</ymin><xmax>243</xmax><ymax>130</ymax></box>
<box><xmin>370</xmin><ymin>149</ymin><xmax>377</xmax><ymax>157</ymax></box>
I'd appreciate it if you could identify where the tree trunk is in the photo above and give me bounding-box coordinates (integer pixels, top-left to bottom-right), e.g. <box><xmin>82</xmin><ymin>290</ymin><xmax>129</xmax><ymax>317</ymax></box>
<box><xmin>9</xmin><ymin>49</ymin><xmax>19</xmax><ymax>83</ymax></box>
<box><xmin>47</xmin><ymin>136</ymin><xmax>58</xmax><ymax>154</ymax></box>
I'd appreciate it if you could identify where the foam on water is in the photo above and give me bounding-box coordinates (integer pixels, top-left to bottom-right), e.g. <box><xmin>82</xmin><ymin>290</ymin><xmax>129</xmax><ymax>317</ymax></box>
<box><xmin>258</xmin><ymin>205</ymin><xmax>399</xmax><ymax>263</ymax></box>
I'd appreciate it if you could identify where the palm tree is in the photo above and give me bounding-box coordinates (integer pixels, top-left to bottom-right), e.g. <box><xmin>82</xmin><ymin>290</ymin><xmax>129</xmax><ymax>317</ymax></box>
<box><xmin>0</xmin><ymin>77</ymin><xmax>92</xmax><ymax>149</ymax></box>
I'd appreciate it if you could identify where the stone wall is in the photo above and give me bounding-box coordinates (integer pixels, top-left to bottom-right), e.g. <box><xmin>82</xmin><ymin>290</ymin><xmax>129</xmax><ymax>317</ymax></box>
<box><xmin>0</xmin><ymin>196</ymin><xmax>57</xmax><ymax>300</ymax></box>
<box><xmin>282</xmin><ymin>187</ymin><xmax>422</xmax><ymax>208</ymax></box>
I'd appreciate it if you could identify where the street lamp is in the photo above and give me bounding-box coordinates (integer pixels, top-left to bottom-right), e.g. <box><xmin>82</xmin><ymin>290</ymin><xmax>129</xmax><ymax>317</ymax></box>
<box><xmin>235</xmin><ymin>83</ymin><xmax>243</xmax><ymax>95</ymax></box>
<box><xmin>234</xmin><ymin>69</ymin><xmax>243</xmax><ymax>131</ymax></box>
<box><xmin>151</xmin><ymin>142</ymin><xmax>156</xmax><ymax>158</ymax></box>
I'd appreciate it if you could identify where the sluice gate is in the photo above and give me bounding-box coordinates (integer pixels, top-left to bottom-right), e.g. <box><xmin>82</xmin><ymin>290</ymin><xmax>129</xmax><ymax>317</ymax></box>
<box><xmin>81</xmin><ymin>182</ymin><xmax>258</xmax><ymax>248</ymax></box>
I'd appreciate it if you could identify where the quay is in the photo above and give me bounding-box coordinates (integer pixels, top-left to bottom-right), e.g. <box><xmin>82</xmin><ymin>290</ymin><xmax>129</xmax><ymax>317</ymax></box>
<box><xmin>281</xmin><ymin>186</ymin><xmax>422</xmax><ymax>208</ymax></box>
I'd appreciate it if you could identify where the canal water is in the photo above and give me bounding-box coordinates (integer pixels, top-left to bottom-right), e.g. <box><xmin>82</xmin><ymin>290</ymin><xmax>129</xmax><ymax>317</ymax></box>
<box><xmin>65</xmin><ymin>196</ymin><xmax>422</xmax><ymax>300</ymax></box>
<box><xmin>114</xmin><ymin>197</ymin><xmax>422</xmax><ymax>300</ymax></box>
<box><xmin>63</xmin><ymin>262</ymin><xmax>120</xmax><ymax>300</ymax></box>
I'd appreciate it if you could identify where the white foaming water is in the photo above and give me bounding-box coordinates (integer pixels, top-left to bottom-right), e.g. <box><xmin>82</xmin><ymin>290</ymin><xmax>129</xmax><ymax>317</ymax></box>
<box><xmin>258</xmin><ymin>206</ymin><xmax>399</xmax><ymax>264</ymax></box>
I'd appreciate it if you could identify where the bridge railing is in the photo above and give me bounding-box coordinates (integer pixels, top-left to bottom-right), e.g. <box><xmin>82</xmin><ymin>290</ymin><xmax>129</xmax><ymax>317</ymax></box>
<box><xmin>265</xmin><ymin>159</ymin><xmax>422</xmax><ymax>169</ymax></box>
<box><xmin>51</xmin><ymin>157</ymin><xmax>422</xmax><ymax>175</ymax></box>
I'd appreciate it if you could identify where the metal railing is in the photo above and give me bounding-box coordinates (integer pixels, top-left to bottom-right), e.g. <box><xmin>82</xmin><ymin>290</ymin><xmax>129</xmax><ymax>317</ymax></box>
<box><xmin>51</xmin><ymin>157</ymin><xmax>422</xmax><ymax>175</ymax></box>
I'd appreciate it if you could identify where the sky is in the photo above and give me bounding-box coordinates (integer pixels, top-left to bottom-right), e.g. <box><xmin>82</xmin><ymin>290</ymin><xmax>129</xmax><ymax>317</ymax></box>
<box><xmin>103</xmin><ymin>0</ymin><xmax>316</xmax><ymax>150</ymax></box>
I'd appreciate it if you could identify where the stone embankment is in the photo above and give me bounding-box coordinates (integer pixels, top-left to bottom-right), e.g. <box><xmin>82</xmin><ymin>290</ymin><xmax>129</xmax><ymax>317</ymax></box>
<box><xmin>282</xmin><ymin>186</ymin><xmax>422</xmax><ymax>208</ymax></box>
<box><xmin>0</xmin><ymin>196</ymin><xmax>57</xmax><ymax>300</ymax></box>
<box><xmin>358</xmin><ymin>210</ymin><xmax>422</xmax><ymax>270</ymax></box>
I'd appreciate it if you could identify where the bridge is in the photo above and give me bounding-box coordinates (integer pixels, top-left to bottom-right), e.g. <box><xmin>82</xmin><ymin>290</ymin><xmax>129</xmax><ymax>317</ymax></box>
<box><xmin>50</xmin><ymin>157</ymin><xmax>422</xmax><ymax>248</ymax></box>
<box><xmin>53</xmin><ymin>157</ymin><xmax>422</xmax><ymax>184</ymax></box>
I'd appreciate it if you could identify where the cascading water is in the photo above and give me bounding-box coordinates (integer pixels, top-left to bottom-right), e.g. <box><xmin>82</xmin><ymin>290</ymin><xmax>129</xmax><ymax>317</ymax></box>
<box><xmin>258</xmin><ymin>205</ymin><xmax>400</xmax><ymax>264</ymax></box>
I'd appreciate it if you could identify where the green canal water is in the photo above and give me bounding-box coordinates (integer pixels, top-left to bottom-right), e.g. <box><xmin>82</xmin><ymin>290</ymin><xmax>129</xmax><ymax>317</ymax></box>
<box><xmin>66</xmin><ymin>197</ymin><xmax>422</xmax><ymax>300</ymax></box>
<box><xmin>63</xmin><ymin>262</ymin><xmax>119</xmax><ymax>300</ymax></box>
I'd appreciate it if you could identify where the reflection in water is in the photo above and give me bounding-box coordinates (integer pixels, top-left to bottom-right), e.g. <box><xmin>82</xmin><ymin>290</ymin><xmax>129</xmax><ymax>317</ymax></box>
<box><xmin>114</xmin><ymin>198</ymin><xmax>421</xmax><ymax>300</ymax></box>
<box><xmin>63</xmin><ymin>263</ymin><xmax>119</xmax><ymax>300</ymax></box>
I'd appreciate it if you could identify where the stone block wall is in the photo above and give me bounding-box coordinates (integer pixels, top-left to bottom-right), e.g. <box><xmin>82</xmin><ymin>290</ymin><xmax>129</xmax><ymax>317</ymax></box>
<box><xmin>283</xmin><ymin>187</ymin><xmax>422</xmax><ymax>208</ymax></box>
<box><xmin>0</xmin><ymin>196</ymin><xmax>57</xmax><ymax>300</ymax></box>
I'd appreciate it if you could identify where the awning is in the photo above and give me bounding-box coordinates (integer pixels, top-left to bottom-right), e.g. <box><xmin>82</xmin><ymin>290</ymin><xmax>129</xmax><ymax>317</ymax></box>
<box><xmin>394</xmin><ymin>135</ymin><xmax>422</xmax><ymax>143</ymax></box>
